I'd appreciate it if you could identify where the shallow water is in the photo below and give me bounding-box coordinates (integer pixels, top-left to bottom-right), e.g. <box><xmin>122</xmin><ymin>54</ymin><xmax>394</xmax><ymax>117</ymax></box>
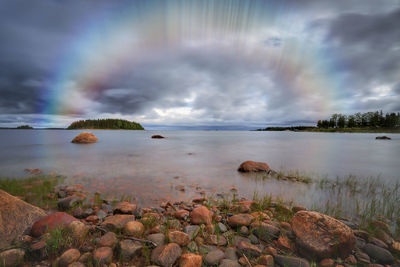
<box><xmin>0</xmin><ymin>129</ymin><xmax>399</xmax><ymax>208</ymax></box>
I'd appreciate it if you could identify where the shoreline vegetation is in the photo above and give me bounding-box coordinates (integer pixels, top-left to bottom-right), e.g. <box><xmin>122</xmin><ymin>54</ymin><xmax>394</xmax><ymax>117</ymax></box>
<box><xmin>0</xmin><ymin>169</ymin><xmax>399</xmax><ymax>266</ymax></box>
<box><xmin>67</xmin><ymin>119</ymin><xmax>144</xmax><ymax>130</ymax></box>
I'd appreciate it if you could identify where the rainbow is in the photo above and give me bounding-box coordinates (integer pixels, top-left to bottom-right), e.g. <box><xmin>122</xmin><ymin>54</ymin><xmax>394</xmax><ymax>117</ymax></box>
<box><xmin>43</xmin><ymin>0</ymin><xmax>342</xmax><ymax>124</ymax></box>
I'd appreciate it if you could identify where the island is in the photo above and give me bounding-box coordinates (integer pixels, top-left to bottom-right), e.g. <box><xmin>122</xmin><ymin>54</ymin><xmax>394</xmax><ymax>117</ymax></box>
<box><xmin>67</xmin><ymin>119</ymin><xmax>144</xmax><ymax>130</ymax></box>
<box><xmin>16</xmin><ymin>125</ymin><xmax>33</xmax><ymax>129</ymax></box>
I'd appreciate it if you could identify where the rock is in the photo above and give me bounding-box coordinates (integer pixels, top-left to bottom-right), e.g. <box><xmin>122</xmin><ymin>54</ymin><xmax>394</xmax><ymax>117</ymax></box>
<box><xmin>355</xmin><ymin>250</ymin><xmax>370</xmax><ymax>264</ymax></box>
<box><xmin>240</xmin><ymin>226</ymin><xmax>249</xmax><ymax>235</ymax></box>
<box><xmin>31</xmin><ymin>212</ymin><xmax>78</xmax><ymax>237</ymax></box>
<box><xmin>204</xmin><ymin>249</ymin><xmax>225</xmax><ymax>266</ymax></box>
<box><xmin>151</xmin><ymin>243</ymin><xmax>182</xmax><ymax>267</ymax></box>
<box><xmin>118</xmin><ymin>239</ymin><xmax>142</xmax><ymax>261</ymax></box>
<box><xmin>190</xmin><ymin>206</ymin><xmax>213</xmax><ymax>225</ymax></box>
<box><xmin>224</xmin><ymin>247</ymin><xmax>238</xmax><ymax>261</ymax></box>
<box><xmin>101</xmin><ymin>214</ymin><xmax>135</xmax><ymax>231</ymax></box>
<box><xmin>249</xmin><ymin>234</ymin><xmax>259</xmax><ymax>244</ymax></box>
<box><xmin>251</xmin><ymin>222</ymin><xmax>280</xmax><ymax>241</ymax></box>
<box><xmin>78</xmin><ymin>252</ymin><xmax>92</xmax><ymax>263</ymax></box>
<box><xmin>179</xmin><ymin>253</ymin><xmax>202</xmax><ymax>267</ymax></box>
<box><xmin>71</xmin><ymin>132</ymin><xmax>98</xmax><ymax>143</ymax></box>
<box><xmin>58</xmin><ymin>249</ymin><xmax>80</xmax><ymax>267</ymax></box>
<box><xmin>93</xmin><ymin>247</ymin><xmax>113</xmax><ymax>266</ymax></box>
<box><xmin>237</xmin><ymin>241</ymin><xmax>262</xmax><ymax>258</ymax></box>
<box><xmin>0</xmin><ymin>249</ymin><xmax>25</xmax><ymax>267</ymax></box>
<box><xmin>219</xmin><ymin>259</ymin><xmax>241</xmax><ymax>267</ymax></box>
<box><xmin>207</xmin><ymin>234</ymin><xmax>227</xmax><ymax>246</ymax></box>
<box><xmin>184</xmin><ymin>225</ymin><xmax>200</xmax><ymax>240</ymax></box>
<box><xmin>68</xmin><ymin>221</ymin><xmax>89</xmax><ymax>239</ymax></box>
<box><xmin>274</xmin><ymin>255</ymin><xmax>310</xmax><ymax>267</ymax></box>
<box><xmin>96</xmin><ymin>210</ymin><xmax>107</xmax><ymax>220</ymax></box>
<box><xmin>58</xmin><ymin>195</ymin><xmax>85</xmax><ymax>210</ymax></box>
<box><xmin>148</xmin><ymin>233</ymin><xmax>166</xmax><ymax>247</ymax></box>
<box><xmin>29</xmin><ymin>239</ymin><xmax>47</xmax><ymax>259</ymax></box>
<box><xmin>217</xmin><ymin>223</ymin><xmax>228</xmax><ymax>233</ymax></box>
<box><xmin>175</xmin><ymin>210</ymin><xmax>190</xmax><ymax>220</ymax></box>
<box><xmin>227</xmin><ymin>214</ymin><xmax>254</xmax><ymax>227</ymax></box>
<box><xmin>0</xmin><ymin>190</ymin><xmax>46</xmax><ymax>247</ymax></box>
<box><xmin>68</xmin><ymin>262</ymin><xmax>85</xmax><ymax>267</ymax></box>
<box><xmin>113</xmin><ymin>201</ymin><xmax>137</xmax><ymax>214</ymax></box>
<box><xmin>169</xmin><ymin>231</ymin><xmax>190</xmax><ymax>246</ymax></box>
<box><xmin>124</xmin><ymin>221</ymin><xmax>144</xmax><ymax>237</ymax></box>
<box><xmin>258</xmin><ymin>255</ymin><xmax>274</xmax><ymax>266</ymax></box>
<box><xmin>237</xmin><ymin>161</ymin><xmax>270</xmax><ymax>172</ymax></box>
<box><xmin>376</xmin><ymin>136</ymin><xmax>391</xmax><ymax>140</ymax></box>
<box><xmin>291</xmin><ymin>211</ymin><xmax>355</xmax><ymax>259</ymax></box>
<box><xmin>187</xmin><ymin>241</ymin><xmax>198</xmax><ymax>253</ymax></box>
<box><xmin>319</xmin><ymin>258</ymin><xmax>335</xmax><ymax>267</ymax></box>
<box><xmin>292</xmin><ymin>206</ymin><xmax>307</xmax><ymax>213</ymax></box>
<box><xmin>98</xmin><ymin>232</ymin><xmax>118</xmax><ymax>247</ymax></box>
<box><xmin>152</xmin><ymin>135</ymin><xmax>165</xmax><ymax>139</ymax></box>
<box><xmin>72</xmin><ymin>207</ymin><xmax>93</xmax><ymax>219</ymax></box>
<box><xmin>363</xmin><ymin>243</ymin><xmax>394</xmax><ymax>264</ymax></box>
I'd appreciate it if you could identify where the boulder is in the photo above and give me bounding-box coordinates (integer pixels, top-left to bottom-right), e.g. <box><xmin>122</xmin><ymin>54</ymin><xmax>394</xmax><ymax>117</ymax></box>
<box><xmin>238</xmin><ymin>161</ymin><xmax>270</xmax><ymax>172</ymax></box>
<box><xmin>0</xmin><ymin>189</ymin><xmax>46</xmax><ymax>247</ymax></box>
<box><xmin>364</xmin><ymin>243</ymin><xmax>394</xmax><ymax>264</ymax></box>
<box><xmin>376</xmin><ymin>136</ymin><xmax>391</xmax><ymax>140</ymax></box>
<box><xmin>179</xmin><ymin>253</ymin><xmax>202</xmax><ymax>267</ymax></box>
<box><xmin>71</xmin><ymin>132</ymin><xmax>98</xmax><ymax>144</ymax></box>
<box><xmin>227</xmin><ymin>214</ymin><xmax>254</xmax><ymax>227</ymax></box>
<box><xmin>151</xmin><ymin>243</ymin><xmax>182</xmax><ymax>267</ymax></box>
<box><xmin>151</xmin><ymin>135</ymin><xmax>165</xmax><ymax>139</ymax></box>
<box><xmin>291</xmin><ymin>211</ymin><xmax>355</xmax><ymax>259</ymax></box>
<box><xmin>190</xmin><ymin>206</ymin><xmax>213</xmax><ymax>225</ymax></box>
<box><xmin>31</xmin><ymin>212</ymin><xmax>78</xmax><ymax>237</ymax></box>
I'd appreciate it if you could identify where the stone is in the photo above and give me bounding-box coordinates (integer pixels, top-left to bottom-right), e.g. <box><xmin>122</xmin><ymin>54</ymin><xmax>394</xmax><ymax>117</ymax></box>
<box><xmin>217</xmin><ymin>223</ymin><xmax>228</xmax><ymax>232</ymax></box>
<box><xmin>68</xmin><ymin>221</ymin><xmax>89</xmax><ymax>239</ymax></box>
<box><xmin>113</xmin><ymin>201</ymin><xmax>137</xmax><ymax>214</ymax></box>
<box><xmin>237</xmin><ymin>161</ymin><xmax>270</xmax><ymax>172</ymax></box>
<box><xmin>190</xmin><ymin>206</ymin><xmax>213</xmax><ymax>225</ymax></box>
<box><xmin>119</xmin><ymin>240</ymin><xmax>142</xmax><ymax>261</ymax></box>
<box><xmin>363</xmin><ymin>243</ymin><xmax>394</xmax><ymax>264</ymax></box>
<box><xmin>240</xmin><ymin>226</ymin><xmax>249</xmax><ymax>235</ymax></box>
<box><xmin>227</xmin><ymin>214</ymin><xmax>254</xmax><ymax>227</ymax></box>
<box><xmin>355</xmin><ymin>250</ymin><xmax>370</xmax><ymax>264</ymax></box>
<box><xmin>319</xmin><ymin>258</ymin><xmax>335</xmax><ymax>267</ymax></box>
<box><xmin>68</xmin><ymin>262</ymin><xmax>85</xmax><ymax>267</ymax></box>
<box><xmin>71</xmin><ymin>132</ymin><xmax>98</xmax><ymax>143</ymax></box>
<box><xmin>183</xmin><ymin>225</ymin><xmax>199</xmax><ymax>240</ymax></box>
<box><xmin>179</xmin><ymin>253</ymin><xmax>202</xmax><ymax>267</ymax></box>
<box><xmin>0</xmin><ymin>249</ymin><xmax>25</xmax><ymax>267</ymax></box>
<box><xmin>93</xmin><ymin>247</ymin><xmax>113</xmax><ymax>266</ymax></box>
<box><xmin>291</xmin><ymin>211</ymin><xmax>355</xmax><ymax>259</ymax></box>
<box><xmin>237</xmin><ymin>241</ymin><xmax>262</xmax><ymax>258</ymax></box>
<box><xmin>124</xmin><ymin>221</ymin><xmax>144</xmax><ymax>237</ymax></box>
<box><xmin>152</xmin><ymin>134</ymin><xmax>165</xmax><ymax>139</ymax></box>
<box><xmin>57</xmin><ymin>195</ymin><xmax>85</xmax><ymax>210</ymax></box>
<box><xmin>98</xmin><ymin>232</ymin><xmax>118</xmax><ymax>247</ymax></box>
<box><xmin>101</xmin><ymin>214</ymin><xmax>135</xmax><ymax>231</ymax></box>
<box><xmin>0</xmin><ymin>189</ymin><xmax>46</xmax><ymax>247</ymax></box>
<box><xmin>376</xmin><ymin>136</ymin><xmax>391</xmax><ymax>140</ymax></box>
<box><xmin>274</xmin><ymin>255</ymin><xmax>310</xmax><ymax>267</ymax></box>
<box><xmin>249</xmin><ymin>234</ymin><xmax>259</xmax><ymax>244</ymax></box>
<box><xmin>96</xmin><ymin>210</ymin><xmax>107</xmax><ymax>220</ymax></box>
<box><xmin>251</xmin><ymin>222</ymin><xmax>280</xmax><ymax>241</ymax></box>
<box><xmin>31</xmin><ymin>212</ymin><xmax>78</xmax><ymax>237</ymax></box>
<box><xmin>29</xmin><ymin>239</ymin><xmax>47</xmax><ymax>259</ymax></box>
<box><xmin>147</xmin><ymin>233</ymin><xmax>166</xmax><ymax>247</ymax></box>
<box><xmin>206</xmin><ymin>234</ymin><xmax>227</xmax><ymax>246</ymax></box>
<box><xmin>169</xmin><ymin>231</ymin><xmax>190</xmax><ymax>246</ymax></box>
<box><xmin>58</xmin><ymin>249</ymin><xmax>80</xmax><ymax>267</ymax></box>
<box><xmin>224</xmin><ymin>247</ymin><xmax>238</xmax><ymax>261</ymax></box>
<box><xmin>187</xmin><ymin>241</ymin><xmax>198</xmax><ymax>253</ymax></box>
<box><xmin>175</xmin><ymin>210</ymin><xmax>190</xmax><ymax>220</ymax></box>
<box><xmin>151</xmin><ymin>243</ymin><xmax>182</xmax><ymax>267</ymax></box>
<box><xmin>219</xmin><ymin>259</ymin><xmax>241</xmax><ymax>267</ymax></box>
<box><xmin>258</xmin><ymin>255</ymin><xmax>274</xmax><ymax>266</ymax></box>
<box><xmin>78</xmin><ymin>252</ymin><xmax>92</xmax><ymax>263</ymax></box>
<box><xmin>204</xmin><ymin>249</ymin><xmax>225</xmax><ymax>266</ymax></box>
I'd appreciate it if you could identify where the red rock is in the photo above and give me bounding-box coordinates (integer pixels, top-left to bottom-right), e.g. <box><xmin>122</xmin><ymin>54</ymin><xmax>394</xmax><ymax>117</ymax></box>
<box><xmin>151</xmin><ymin>243</ymin><xmax>182</xmax><ymax>267</ymax></box>
<box><xmin>93</xmin><ymin>247</ymin><xmax>113</xmax><ymax>265</ymax></box>
<box><xmin>276</xmin><ymin>236</ymin><xmax>294</xmax><ymax>251</ymax></box>
<box><xmin>98</xmin><ymin>232</ymin><xmax>118</xmax><ymax>248</ymax></box>
<box><xmin>319</xmin><ymin>258</ymin><xmax>335</xmax><ymax>267</ymax></box>
<box><xmin>168</xmin><ymin>231</ymin><xmax>190</xmax><ymax>246</ymax></box>
<box><xmin>258</xmin><ymin>255</ymin><xmax>274</xmax><ymax>266</ymax></box>
<box><xmin>71</xmin><ymin>132</ymin><xmax>98</xmax><ymax>144</ymax></box>
<box><xmin>113</xmin><ymin>201</ymin><xmax>137</xmax><ymax>214</ymax></box>
<box><xmin>291</xmin><ymin>211</ymin><xmax>355</xmax><ymax>259</ymax></box>
<box><xmin>179</xmin><ymin>253</ymin><xmax>202</xmax><ymax>267</ymax></box>
<box><xmin>238</xmin><ymin>161</ymin><xmax>270</xmax><ymax>172</ymax></box>
<box><xmin>124</xmin><ymin>221</ymin><xmax>144</xmax><ymax>237</ymax></box>
<box><xmin>190</xmin><ymin>206</ymin><xmax>213</xmax><ymax>225</ymax></box>
<box><xmin>31</xmin><ymin>212</ymin><xmax>78</xmax><ymax>237</ymax></box>
<box><xmin>175</xmin><ymin>210</ymin><xmax>190</xmax><ymax>220</ymax></box>
<box><xmin>101</xmin><ymin>215</ymin><xmax>135</xmax><ymax>231</ymax></box>
<box><xmin>227</xmin><ymin>214</ymin><xmax>254</xmax><ymax>227</ymax></box>
<box><xmin>58</xmin><ymin>248</ymin><xmax>80</xmax><ymax>267</ymax></box>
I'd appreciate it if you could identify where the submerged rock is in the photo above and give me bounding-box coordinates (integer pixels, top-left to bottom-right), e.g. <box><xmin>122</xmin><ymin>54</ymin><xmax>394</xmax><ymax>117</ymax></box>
<box><xmin>237</xmin><ymin>161</ymin><xmax>270</xmax><ymax>172</ymax></box>
<box><xmin>151</xmin><ymin>134</ymin><xmax>165</xmax><ymax>139</ymax></box>
<box><xmin>0</xmin><ymin>189</ymin><xmax>46</xmax><ymax>247</ymax></box>
<box><xmin>376</xmin><ymin>136</ymin><xmax>391</xmax><ymax>140</ymax></box>
<box><xmin>71</xmin><ymin>132</ymin><xmax>98</xmax><ymax>144</ymax></box>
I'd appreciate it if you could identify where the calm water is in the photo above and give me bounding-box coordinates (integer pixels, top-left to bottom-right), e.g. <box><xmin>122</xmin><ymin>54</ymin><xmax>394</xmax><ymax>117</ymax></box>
<box><xmin>0</xmin><ymin>130</ymin><xmax>399</xmax><ymax>208</ymax></box>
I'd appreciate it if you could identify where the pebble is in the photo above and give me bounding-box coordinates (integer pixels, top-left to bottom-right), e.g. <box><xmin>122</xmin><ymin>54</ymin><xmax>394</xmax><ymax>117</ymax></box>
<box><xmin>219</xmin><ymin>259</ymin><xmax>241</xmax><ymax>267</ymax></box>
<box><xmin>118</xmin><ymin>240</ymin><xmax>142</xmax><ymax>261</ymax></box>
<box><xmin>204</xmin><ymin>249</ymin><xmax>225</xmax><ymax>266</ymax></box>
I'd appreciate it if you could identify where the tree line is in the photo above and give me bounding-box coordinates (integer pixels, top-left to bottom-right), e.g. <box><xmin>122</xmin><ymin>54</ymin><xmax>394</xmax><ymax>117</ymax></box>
<box><xmin>317</xmin><ymin>111</ymin><xmax>400</xmax><ymax>129</ymax></box>
<box><xmin>67</xmin><ymin>119</ymin><xmax>144</xmax><ymax>130</ymax></box>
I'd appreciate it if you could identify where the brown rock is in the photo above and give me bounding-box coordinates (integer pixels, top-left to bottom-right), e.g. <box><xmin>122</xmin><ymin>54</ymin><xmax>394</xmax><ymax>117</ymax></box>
<box><xmin>93</xmin><ymin>247</ymin><xmax>113</xmax><ymax>266</ymax></box>
<box><xmin>0</xmin><ymin>189</ymin><xmax>46</xmax><ymax>247</ymax></box>
<box><xmin>124</xmin><ymin>221</ymin><xmax>144</xmax><ymax>237</ymax></box>
<box><xmin>291</xmin><ymin>211</ymin><xmax>355</xmax><ymax>259</ymax></box>
<box><xmin>31</xmin><ymin>212</ymin><xmax>78</xmax><ymax>237</ymax></box>
<box><xmin>227</xmin><ymin>214</ymin><xmax>254</xmax><ymax>227</ymax></box>
<box><xmin>179</xmin><ymin>253</ymin><xmax>202</xmax><ymax>267</ymax></box>
<box><xmin>238</xmin><ymin>161</ymin><xmax>270</xmax><ymax>172</ymax></box>
<box><xmin>58</xmin><ymin>248</ymin><xmax>80</xmax><ymax>267</ymax></box>
<box><xmin>152</xmin><ymin>134</ymin><xmax>165</xmax><ymax>139</ymax></box>
<box><xmin>0</xmin><ymin>249</ymin><xmax>25</xmax><ymax>267</ymax></box>
<box><xmin>175</xmin><ymin>210</ymin><xmax>190</xmax><ymax>220</ymax></box>
<box><xmin>98</xmin><ymin>232</ymin><xmax>118</xmax><ymax>247</ymax></box>
<box><xmin>101</xmin><ymin>214</ymin><xmax>135</xmax><ymax>231</ymax></box>
<box><xmin>151</xmin><ymin>243</ymin><xmax>182</xmax><ymax>267</ymax></box>
<box><xmin>276</xmin><ymin>236</ymin><xmax>294</xmax><ymax>251</ymax></box>
<box><xmin>237</xmin><ymin>241</ymin><xmax>262</xmax><ymax>258</ymax></box>
<box><xmin>258</xmin><ymin>255</ymin><xmax>274</xmax><ymax>266</ymax></box>
<box><xmin>113</xmin><ymin>201</ymin><xmax>137</xmax><ymax>214</ymax></box>
<box><xmin>190</xmin><ymin>206</ymin><xmax>213</xmax><ymax>225</ymax></box>
<box><xmin>68</xmin><ymin>221</ymin><xmax>89</xmax><ymax>239</ymax></box>
<box><xmin>71</xmin><ymin>132</ymin><xmax>98</xmax><ymax>143</ymax></box>
<box><xmin>319</xmin><ymin>258</ymin><xmax>335</xmax><ymax>267</ymax></box>
<box><xmin>118</xmin><ymin>240</ymin><xmax>142</xmax><ymax>261</ymax></box>
<box><xmin>207</xmin><ymin>234</ymin><xmax>227</xmax><ymax>246</ymax></box>
<box><xmin>168</xmin><ymin>231</ymin><xmax>190</xmax><ymax>246</ymax></box>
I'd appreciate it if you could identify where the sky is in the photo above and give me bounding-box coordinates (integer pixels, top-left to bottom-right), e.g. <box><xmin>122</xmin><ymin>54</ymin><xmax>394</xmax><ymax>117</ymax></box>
<box><xmin>0</xmin><ymin>0</ymin><xmax>399</xmax><ymax>129</ymax></box>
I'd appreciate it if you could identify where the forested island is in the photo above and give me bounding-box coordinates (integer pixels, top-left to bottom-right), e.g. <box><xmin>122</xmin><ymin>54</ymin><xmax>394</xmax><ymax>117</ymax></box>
<box><xmin>257</xmin><ymin>111</ymin><xmax>400</xmax><ymax>133</ymax></box>
<box><xmin>67</xmin><ymin>119</ymin><xmax>144</xmax><ymax>130</ymax></box>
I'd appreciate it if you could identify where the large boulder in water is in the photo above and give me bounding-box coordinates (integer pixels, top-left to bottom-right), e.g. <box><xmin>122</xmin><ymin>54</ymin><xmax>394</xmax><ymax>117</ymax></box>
<box><xmin>151</xmin><ymin>134</ymin><xmax>165</xmax><ymax>139</ymax></box>
<box><xmin>71</xmin><ymin>132</ymin><xmax>98</xmax><ymax>144</ymax></box>
<box><xmin>0</xmin><ymin>190</ymin><xmax>46</xmax><ymax>248</ymax></box>
<box><xmin>238</xmin><ymin>161</ymin><xmax>270</xmax><ymax>172</ymax></box>
<box><xmin>291</xmin><ymin>211</ymin><xmax>355</xmax><ymax>259</ymax></box>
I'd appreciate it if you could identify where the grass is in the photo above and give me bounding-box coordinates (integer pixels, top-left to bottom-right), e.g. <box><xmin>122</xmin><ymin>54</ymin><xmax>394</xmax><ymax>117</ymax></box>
<box><xmin>0</xmin><ymin>175</ymin><xmax>63</xmax><ymax>209</ymax></box>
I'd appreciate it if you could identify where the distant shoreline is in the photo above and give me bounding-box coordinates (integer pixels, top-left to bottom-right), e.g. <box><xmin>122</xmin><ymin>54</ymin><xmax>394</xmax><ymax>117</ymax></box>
<box><xmin>256</xmin><ymin>126</ymin><xmax>400</xmax><ymax>133</ymax></box>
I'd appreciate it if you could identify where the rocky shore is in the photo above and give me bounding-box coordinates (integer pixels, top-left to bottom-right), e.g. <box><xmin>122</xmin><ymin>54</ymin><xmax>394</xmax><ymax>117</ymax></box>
<box><xmin>0</xmin><ymin>181</ymin><xmax>399</xmax><ymax>267</ymax></box>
